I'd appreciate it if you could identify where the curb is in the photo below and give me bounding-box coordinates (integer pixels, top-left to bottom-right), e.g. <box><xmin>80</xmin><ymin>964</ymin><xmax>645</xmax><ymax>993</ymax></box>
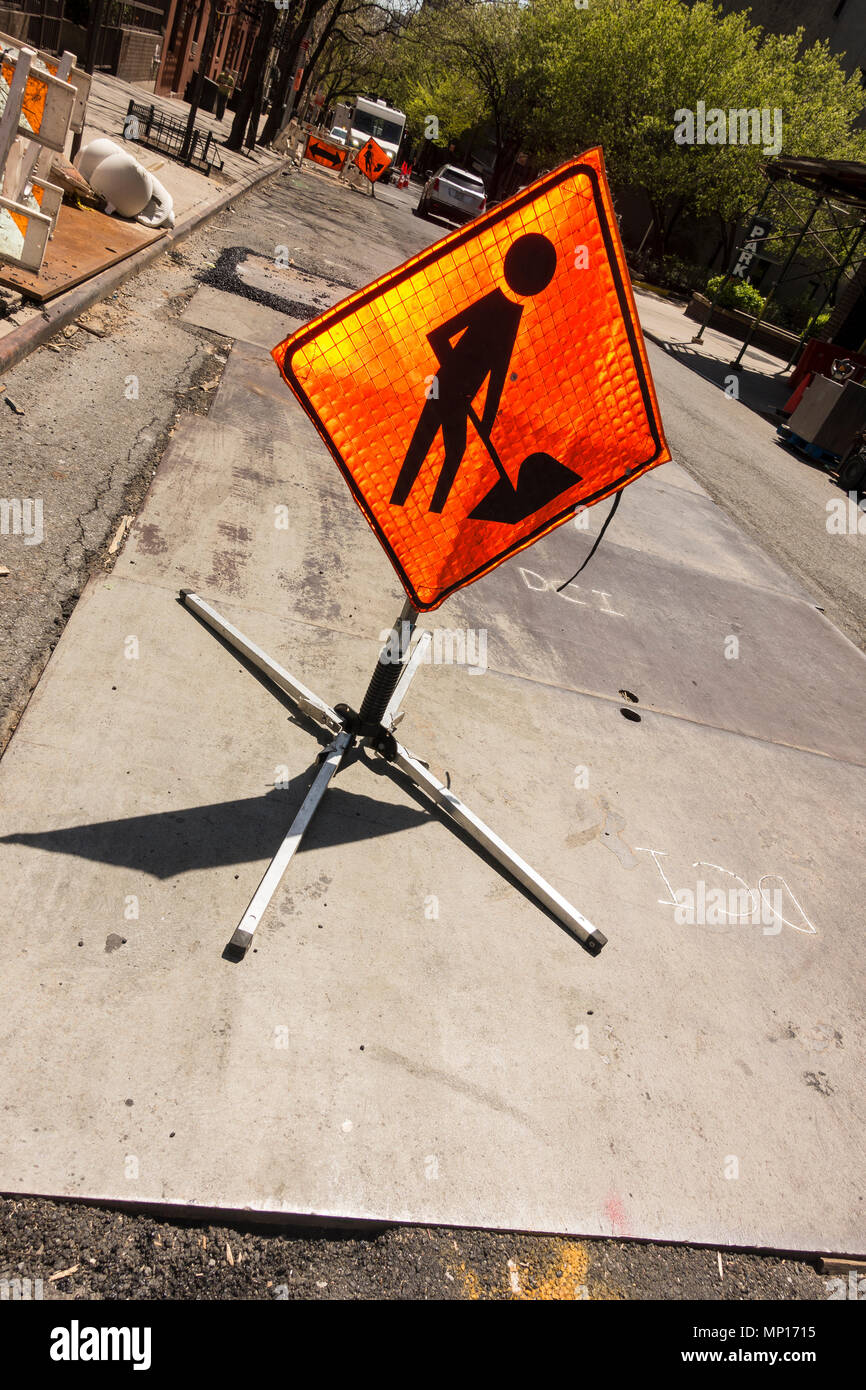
<box><xmin>0</xmin><ymin>154</ymin><xmax>289</xmax><ymax>376</ymax></box>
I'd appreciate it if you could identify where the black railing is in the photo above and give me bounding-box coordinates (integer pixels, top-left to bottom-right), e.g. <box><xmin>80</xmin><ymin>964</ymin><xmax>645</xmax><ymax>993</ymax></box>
<box><xmin>14</xmin><ymin>1</ymin><xmax>166</xmax><ymax>63</ymax></box>
<box><xmin>106</xmin><ymin>1</ymin><xmax>165</xmax><ymax>34</ymax></box>
<box><xmin>125</xmin><ymin>99</ymin><xmax>224</xmax><ymax>174</ymax></box>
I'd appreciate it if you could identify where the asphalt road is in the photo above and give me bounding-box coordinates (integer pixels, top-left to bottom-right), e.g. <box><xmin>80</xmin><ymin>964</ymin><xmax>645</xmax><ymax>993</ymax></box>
<box><xmin>647</xmin><ymin>341</ymin><xmax>866</xmax><ymax>653</ymax></box>
<box><xmin>0</xmin><ymin>163</ymin><xmax>856</xmax><ymax>1300</ymax></box>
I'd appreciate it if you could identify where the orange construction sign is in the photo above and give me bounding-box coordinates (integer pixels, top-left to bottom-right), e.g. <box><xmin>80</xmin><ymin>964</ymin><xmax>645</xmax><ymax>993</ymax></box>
<box><xmin>305</xmin><ymin>134</ymin><xmax>348</xmax><ymax>173</ymax></box>
<box><xmin>272</xmin><ymin>147</ymin><xmax>670</xmax><ymax>610</ymax></box>
<box><xmin>355</xmin><ymin>137</ymin><xmax>390</xmax><ymax>183</ymax></box>
<box><xmin>0</xmin><ymin>54</ymin><xmax>47</xmax><ymax>139</ymax></box>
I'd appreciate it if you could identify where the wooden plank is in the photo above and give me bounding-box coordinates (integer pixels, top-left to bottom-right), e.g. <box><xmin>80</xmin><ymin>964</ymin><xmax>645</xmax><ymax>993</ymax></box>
<box><xmin>819</xmin><ymin>1257</ymin><xmax>866</xmax><ymax>1274</ymax></box>
<box><xmin>0</xmin><ymin>203</ymin><xmax>164</xmax><ymax>301</ymax></box>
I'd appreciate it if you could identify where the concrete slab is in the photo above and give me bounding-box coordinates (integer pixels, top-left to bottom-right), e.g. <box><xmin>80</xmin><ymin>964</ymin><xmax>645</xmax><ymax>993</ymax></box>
<box><xmin>206</xmin><ymin>338</ymin><xmax>710</xmax><ymax>498</ymax></box>
<box><xmin>115</xmin><ymin>411</ymin><xmax>399</xmax><ymax>632</ymax></box>
<box><xmin>235</xmin><ymin>256</ymin><xmax>352</xmax><ymax>313</ymax></box>
<box><xmin>1</xmin><ymin>334</ymin><xmax>864</xmax><ymax>1254</ymax></box>
<box><xmin>646</xmin><ymin>459</ymin><xmax>709</xmax><ymax>496</ymax></box>
<box><xmin>574</xmin><ymin>472</ymin><xmax>813</xmax><ymax>601</ymax></box>
<box><xmin>181</xmin><ymin>284</ymin><xmax>303</xmax><ymax>348</ymax></box>
<box><xmin>205</xmin><ymin>337</ymin><xmax>295</xmax><ymax>445</ymax></box>
<box><xmin>0</xmin><ymin>575</ymin><xmax>863</xmax><ymax>1251</ymax></box>
<box><xmin>450</xmin><ymin>535</ymin><xmax>866</xmax><ymax>765</ymax></box>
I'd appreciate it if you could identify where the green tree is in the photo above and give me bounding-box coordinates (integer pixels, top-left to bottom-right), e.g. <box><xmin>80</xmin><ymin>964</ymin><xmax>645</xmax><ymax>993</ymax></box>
<box><xmin>371</xmin><ymin>0</ymin><xmax>866</xmax><ymax>251</ymax></box>
<box><xmin>533</xmin><ymin>0</ymin><xmax>866</xmax><ymax>256</ymax></box>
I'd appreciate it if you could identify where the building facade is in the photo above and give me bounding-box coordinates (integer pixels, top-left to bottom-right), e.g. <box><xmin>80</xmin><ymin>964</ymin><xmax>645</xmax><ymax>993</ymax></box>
<box><xmin>155</xmin><ymin>0</ymin><xmax>257</xmax><ymax>100</ymax></box>
<box><xmin>0</xmin><ymin>0</ymin><xmax>168</xmax><ymax>83</ymax></box>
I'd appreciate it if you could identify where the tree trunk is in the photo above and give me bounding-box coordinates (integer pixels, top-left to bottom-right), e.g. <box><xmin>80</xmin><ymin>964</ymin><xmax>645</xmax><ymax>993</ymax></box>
<box><xmin>225</xmin><ymin>7</ymin><xmax>277</xmax><ymax>151</ymax></box>
<box><xmin>297</xmin><ymin>0</ymin><xmax>342</xmax><ymax>107</ymax></box>
<box><xmin>660</xmin><ymin>197</ymin><xmax>686</xmax><ymax>258</ymax></box>
<box><xmin>259</xmin><ymin>40</ymin><xmax>300</xmax><ymax>144</ymax></box>
<box><xmin>260</xmin><ymin>6</ymin><xmax>313</xmax><ymax>147</ymax></box>
<box><xmin>646</xmin><ymin>198</ymin><xmax>665</xmax><ymax>260</ymax></box>
<box><xmin>490</xmin><ymin>134</ymin><xmax>520</xmax><ymax>203</ymax></box>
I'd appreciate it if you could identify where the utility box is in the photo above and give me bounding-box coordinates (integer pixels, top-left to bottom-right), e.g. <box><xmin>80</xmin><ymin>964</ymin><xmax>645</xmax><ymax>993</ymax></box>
<box><xmin>788</xmin><ymin>376</ymin><xmax>866</xmax><ymax>459</ymax></box>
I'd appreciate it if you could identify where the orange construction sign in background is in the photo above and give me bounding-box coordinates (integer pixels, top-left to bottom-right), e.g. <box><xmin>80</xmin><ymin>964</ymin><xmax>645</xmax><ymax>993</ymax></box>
<box><xmin>273</xmin><ymin>147</ymin><xmax>670</xmax><ymax>610</ymax></box>
<box><xmin>355</xmin><ymin>137</ymin><xmax>390</xmax><ymax>183</ymax></box>
<box><xmin>305</xmin><ymin>134</ymin><xmax>348</xmax><ymax>172</ymax></box>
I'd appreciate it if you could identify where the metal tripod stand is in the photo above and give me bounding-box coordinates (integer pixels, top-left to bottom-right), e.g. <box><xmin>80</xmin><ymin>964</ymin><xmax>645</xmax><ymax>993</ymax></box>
<box><xmin>179</xmin><ymin>589</ymin><xmax>607</xmax><ymax>958</ymax></box>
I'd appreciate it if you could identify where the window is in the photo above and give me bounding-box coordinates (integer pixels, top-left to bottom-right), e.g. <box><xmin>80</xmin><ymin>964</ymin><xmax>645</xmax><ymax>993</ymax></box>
<box><xmin>353</xmin><ymin>110</ymin><xmax>403</xmax><ymax>145</ymax></box>
<box><xmin>441</xmin><ymin>167</ymin><xmax>485</xmax><ymax>190</ymax></box>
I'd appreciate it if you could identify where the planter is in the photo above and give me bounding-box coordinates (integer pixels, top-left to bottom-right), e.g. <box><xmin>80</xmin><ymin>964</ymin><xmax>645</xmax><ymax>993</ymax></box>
<box><xmin>686</xmin><ymin>292</ymin><xmax>802</xmax><ymax>361</ymax></box>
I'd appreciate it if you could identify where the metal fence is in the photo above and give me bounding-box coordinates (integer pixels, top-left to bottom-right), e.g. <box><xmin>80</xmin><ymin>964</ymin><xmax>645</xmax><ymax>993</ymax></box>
<box><xmin>125</xmin><ymin>99</ymin><xmax>224</xmax><ymax>174</ymax></box>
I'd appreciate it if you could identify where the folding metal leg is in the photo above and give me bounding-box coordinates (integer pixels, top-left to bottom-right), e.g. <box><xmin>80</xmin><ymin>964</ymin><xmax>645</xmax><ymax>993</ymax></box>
<box><xmin>387</xmin><ymin>738</ymin><xmax>608</xmax><ymax>955</ymax></box>
<box><xmin>229</xmin><ymin>730</ymin><xmax>353</xmax><ymax>953</ymax></box>
<box><xmin>180</xmin><ymin>589</ymin><xmax>341</xmax><ymax>734</ymax></box>
<box><xmin>180</xmin><ymin>587</ymin><xmax>607</xmax><ymax>957</ymax></box>
<box><xmin>382</xmin><ymin>629</ymin><xmax>432</xmax><ymax>730</ymax></box>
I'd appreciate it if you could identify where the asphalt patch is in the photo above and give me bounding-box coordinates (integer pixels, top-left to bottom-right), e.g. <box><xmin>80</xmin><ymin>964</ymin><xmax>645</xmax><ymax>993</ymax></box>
<box><xmin>197</xmin><ymin>246</ymin><xmax>351</xmax><ymax>324</ymax></box>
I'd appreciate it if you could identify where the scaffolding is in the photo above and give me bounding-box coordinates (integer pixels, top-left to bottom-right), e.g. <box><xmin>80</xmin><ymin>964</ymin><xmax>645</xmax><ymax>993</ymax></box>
<box><xmin>692</xmin><ymin>156</ymin><xmax>866</xmax><ymax>373</ymax></box>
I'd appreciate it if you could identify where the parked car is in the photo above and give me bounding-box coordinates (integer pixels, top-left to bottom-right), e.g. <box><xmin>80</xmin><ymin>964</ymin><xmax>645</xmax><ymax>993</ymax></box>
<box><xmin>838</xmin><ymin>430</ymin><xmax>866</xmax><ymax>495</ymax></box>
<box><xmin>328</xmin><ymin>126</ymin><xmax>348</xmax><ymax>145</ymax></box>
<box><xmin>415</xmin><ymin>165</ymin><xmax>486</xmax><ymax>224</ymax></box>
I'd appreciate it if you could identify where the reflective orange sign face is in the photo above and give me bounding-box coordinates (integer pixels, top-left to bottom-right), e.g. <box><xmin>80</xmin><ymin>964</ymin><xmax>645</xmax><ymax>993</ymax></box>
<box><xmin>0</xmin><ymin>56</ymin><xmax>48</xmax><ymax>138</ymax></box>
<box><xmin>305</xmin><ymin>134</ymin><xmax>347</xmax><ymax>172</ymax></box>
<box><xmin>356</xmin><ymin>137</ymin><xmax>390</xmax><ymax>183</ymax></box>
<box><xmin>273</xmin><ymin>147</ymin><xmax>670</xmax><ymax>610</ymax></box>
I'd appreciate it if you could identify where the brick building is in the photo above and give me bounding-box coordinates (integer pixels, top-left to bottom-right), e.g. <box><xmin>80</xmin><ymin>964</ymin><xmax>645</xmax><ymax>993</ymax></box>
<box><xmin>0</xmin><ymin>0</ymin><xmax>168</xmax><ymax>83</ymax></box>
<box><xmin>155</xmin><ymin>0</ymin><xmax>257</xmax><ymax>100</ymax></box>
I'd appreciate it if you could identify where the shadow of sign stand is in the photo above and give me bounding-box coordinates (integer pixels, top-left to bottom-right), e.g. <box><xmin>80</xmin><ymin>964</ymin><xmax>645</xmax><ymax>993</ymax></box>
<box><xmin>179</xmin><ymin>150</ymin><xmax>670</xmax><ymax>959</ymax></box>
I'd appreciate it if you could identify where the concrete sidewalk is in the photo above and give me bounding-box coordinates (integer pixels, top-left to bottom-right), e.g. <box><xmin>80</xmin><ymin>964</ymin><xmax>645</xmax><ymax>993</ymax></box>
<box><xmin>634</xmin><ymin>289</ymin><xmax>795</xmax><ymax>419</ymax></box>
<box><xmin>81</xmin><ymin>73</ymin><xmax>272</xmax><ymax>220</ymax></box>
<box><xmin>0</xmin><ymin>254</ymin><xmax>863</xmax><ymax>1253</ymax></box>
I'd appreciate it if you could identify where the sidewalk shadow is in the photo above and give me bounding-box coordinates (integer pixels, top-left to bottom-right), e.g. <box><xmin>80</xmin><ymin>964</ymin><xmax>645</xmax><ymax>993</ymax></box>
<box><xmin>3</xmin><ymin>755</ymin><xmax>602</xmax><ymax>954</ymax></box>
<box><xmin>655</xmin><ymin>338</ymin><xmax>794</xmax><ymax>423</ymax></box>
<box><xmin>0</xmin><ymin>770</ymin><xmax>428</xmax><ymax>878</ymax></box>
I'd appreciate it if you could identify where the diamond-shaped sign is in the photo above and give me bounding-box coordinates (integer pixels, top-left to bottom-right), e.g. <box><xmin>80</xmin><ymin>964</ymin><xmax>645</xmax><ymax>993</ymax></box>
<box><xmin>273</xmin><ymin>147</ymin><xmax>670</xmax><ymax>610</ymax></box>
<box><xmin>355</xmin><ymin>137</ymin><xmax>390</xmax><ymax>183</ymax></box>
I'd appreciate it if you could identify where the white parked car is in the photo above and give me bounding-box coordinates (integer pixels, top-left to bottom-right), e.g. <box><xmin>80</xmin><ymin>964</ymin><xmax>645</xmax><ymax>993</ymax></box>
<box><xmin>328</xmin><ymin>126</ymin><xmax>347</xmax><ymax>145</ymax></box>
<box><xmin>415</xmin><ymin>165</ymin><xmax>486</xmax><ymax>224</ymax></box>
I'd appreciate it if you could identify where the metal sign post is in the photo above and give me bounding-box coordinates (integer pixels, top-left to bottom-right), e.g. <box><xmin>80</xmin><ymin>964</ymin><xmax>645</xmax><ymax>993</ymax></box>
<box><xmin>179</xmin><ymin>589</ymin><xmax>607</xmax><ymax>958</ymax></box>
